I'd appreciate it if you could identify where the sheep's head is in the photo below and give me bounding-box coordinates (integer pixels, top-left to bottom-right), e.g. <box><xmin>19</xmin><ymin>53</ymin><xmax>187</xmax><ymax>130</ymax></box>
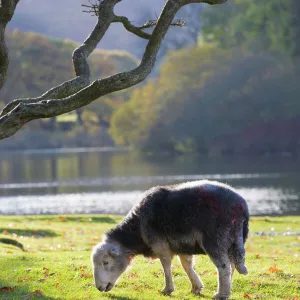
<box><xmin>91</xmin><ymin>242</ymin><xmax>132</xmax><ymax>292</ymax></box>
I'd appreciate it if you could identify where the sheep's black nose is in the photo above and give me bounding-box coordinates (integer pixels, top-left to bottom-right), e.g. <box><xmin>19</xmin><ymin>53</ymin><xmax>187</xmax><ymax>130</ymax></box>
<box><xmin>97</xmin><ymin>286</ymin><xmax>105</xmax><ymax>292</ymax></box>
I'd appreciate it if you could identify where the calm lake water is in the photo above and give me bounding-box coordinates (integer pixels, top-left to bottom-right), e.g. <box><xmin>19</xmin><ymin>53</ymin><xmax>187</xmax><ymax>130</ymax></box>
<box><xmin>0</xmin><ymin>149</ymin><xmax>299</xmax><ymax>216</ymax></box>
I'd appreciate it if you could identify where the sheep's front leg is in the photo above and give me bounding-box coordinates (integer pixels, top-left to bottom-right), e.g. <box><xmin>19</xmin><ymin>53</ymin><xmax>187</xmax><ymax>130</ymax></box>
<box><xmin>159</xmin><ymin>256</ymin><xmax>174</xmax><ymax>295</ymax></box>
<box><xmin>179</xmin><ymin>255</ymin><xmax>204</xmax><ymax>294</ymax></box>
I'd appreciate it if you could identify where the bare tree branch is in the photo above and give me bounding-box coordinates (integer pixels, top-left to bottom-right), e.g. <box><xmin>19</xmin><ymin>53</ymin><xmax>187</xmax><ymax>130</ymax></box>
<box><xmin>1</xmin><ymin>77</ymin><xmax>89</xmax><ymax>116</ymax></box>
<box><xmin>112</xmin><ymin>16</ymin><xmax>186</xmax><ymax>40</ymax></box>
<box><xmin>81</xmin><ymin>0</ymin><xmax>106</xmax><ymax>16</ymax></box>
<box><xmin>0</xmin><ymin>0</ymin><xmax>227</xmax><ymax>140</ymax></box>
<box><xmin>113</xmin><ymin>16</ymin><xmax>152</xmax><ymax>40</ymax></box>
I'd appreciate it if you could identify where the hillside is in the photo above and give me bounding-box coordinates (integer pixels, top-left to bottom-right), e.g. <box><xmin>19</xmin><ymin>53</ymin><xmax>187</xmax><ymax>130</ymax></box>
<box><xmin>8</xmin><ymin>0</ymin><xmax>203</xmax><ymax>58</ymax></box>
<box><xmin>0</xmin><ymin>30</ymin><xmax>139</xmax><ymax>150</ymax></box>
<box><xmin>110</xmin><ymin>0</ymin><xmax>300</xmax><ymax>156</ymax></box>
<box><xmin>1</xmin><ymin>29</ymin><xmax>138</xmax><ymax>104</ymax></box>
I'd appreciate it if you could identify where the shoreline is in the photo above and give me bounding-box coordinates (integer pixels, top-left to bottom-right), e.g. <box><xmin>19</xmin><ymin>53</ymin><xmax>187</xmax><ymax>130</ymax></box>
<box><xmin>0</xmin><ymin>146</ymin><xmax>299</xmax><ymax>158</ymax></box>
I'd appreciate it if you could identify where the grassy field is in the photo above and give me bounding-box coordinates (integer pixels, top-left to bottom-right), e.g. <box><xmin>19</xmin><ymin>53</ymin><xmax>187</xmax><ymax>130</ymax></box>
<box><xmin>0</xmin><ymin>215</ymin><xmax>299</xmax><ymax>300</ymax></box>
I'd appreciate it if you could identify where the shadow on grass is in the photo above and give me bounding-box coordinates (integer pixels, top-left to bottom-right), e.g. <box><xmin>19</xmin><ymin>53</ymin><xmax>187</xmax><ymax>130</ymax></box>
<box><xmin>0</xmin><ymin>280</ymin><xmax>59</xmax><ymax>300</ymax></box>
<box><xmin>108</xmin><ymin>292</ymin><xmax>209</xmax><ymax>299</ymax></box>
<box><xmin>62</xmin><ymin>216</ymin><xmax>118</xmax><ymax>224</ymax></box>
<box><xmin>25</xmin><ymin>216</ymin><xmax>118</xmax><ymax>224</ymax></box>
<box><xmin>0</xmin><ymin>228</ymin><xmax>58</xmax><ymax>237</ymax></box>
<box><xmin>87</xmin><ymin>216</ymin><xmax>117</xmax><ymax>224</ymax></box>
<box><xmin>3</xmin><ymin>215</ymin><xmax>119</xmax><ymax>224</ymax></box>
<box><xmin>108</xmin><ymin>295</ymin><xmax>141</xmax><ymax>300</ymax></box>
<box><xmin>263</xmin><ymin>217</ymin><xmax>288</xmax><ymax>223</ymax></box>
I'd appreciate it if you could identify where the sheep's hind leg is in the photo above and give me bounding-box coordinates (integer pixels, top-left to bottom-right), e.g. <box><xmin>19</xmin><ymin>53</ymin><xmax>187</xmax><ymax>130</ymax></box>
<box><xmin>209</xmin><ymin>254</ymin><xmax>232</xmax><ymax>300</ymax></box>
<box><xmin>228</xmin><ymin>249</ymin><xmax>235</xmax><ymax>281</ymax></box>
<box><xmin>179</xmin><ymin>255</ymin><xmax>204</xmax><ymax>295</ymax></box>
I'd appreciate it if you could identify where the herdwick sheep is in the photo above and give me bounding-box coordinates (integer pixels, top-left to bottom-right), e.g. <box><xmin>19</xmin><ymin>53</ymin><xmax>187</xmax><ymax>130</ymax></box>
<box><xmin>91</xmin><ymin>180</ymin><xmax>249</xmax><ymax>299</ymax></box>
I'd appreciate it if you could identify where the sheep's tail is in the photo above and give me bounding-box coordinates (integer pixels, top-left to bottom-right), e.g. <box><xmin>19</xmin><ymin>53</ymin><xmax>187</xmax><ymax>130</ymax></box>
<box><xmin>232</xmin><ymin>216</ymin><xmax>249</xmax><ymax>275</ymax></box>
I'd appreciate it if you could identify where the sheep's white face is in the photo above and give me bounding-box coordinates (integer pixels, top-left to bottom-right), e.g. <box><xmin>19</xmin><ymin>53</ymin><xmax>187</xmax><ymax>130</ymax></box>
<box><xmin>91</xmin><ymin>242</ymin><xmax>131</xmax><ymax>292</ymax></box>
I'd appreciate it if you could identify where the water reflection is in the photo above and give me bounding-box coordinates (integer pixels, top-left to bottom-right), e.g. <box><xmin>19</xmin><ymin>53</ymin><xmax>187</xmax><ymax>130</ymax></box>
<box><xmin>0</xmin><ymin>150</ymin><xmax>299</xmax><ymax>215</ymax></box>
<box><xmin>0</xmin><ymin>187</ymin><xmax>299</xmax><ymax>216</ymax></box>
<box><xmin>0</xmin><ymin>173</ymin><xmax>282</xmax><ymax>190</ymax></box>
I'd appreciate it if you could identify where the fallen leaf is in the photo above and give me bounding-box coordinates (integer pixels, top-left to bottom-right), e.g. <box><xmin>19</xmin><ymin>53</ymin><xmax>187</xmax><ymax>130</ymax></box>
<box><xmin>33</xmin><ymin>290</ymin><xmax>44</xmax><ymax>296</ymax></box>
<box><xmin>42</xmin><ymin>267</ymin><xmax>49</xmax><ymax>271</ymax></box>
<box><xmin>152</xmin><ymin>271</ymin><xmax>162</xmax><ymax>278</ymax></box>
<box><xmin>255</xmin><ymin>254</ymin><xmax>260</xmax><ymax>259</ymax></box>
<box><xmin>128</xmin><ymin>272</ymin><xmax>139</xmax><ymax>279</ymax></box>
<box><xmin>23</xmin><ymin>290</ymin><xmax>45</xmax><ymax>299</ymax></box>
<box><xmin>200</xmin><ymin>270</ymin><xmax>209</xmax><ymax>276</ymax></box>
<box><xmin>269</xmin><ymin>266</ymin><xmax>283</xmax><ymax>273</ymax></box>
<box><xmin>59</xmin><ymin>216</ymin><xmax>67</xmax><ymax>222</ymax></box>
<box><xmin>80</xmin><ymin>273</ymin><xmax>91</xmax><ymax>278</ymax></box>
<box><xmin>7</xmin><ymin>251</ymin><xmax>13</xmax><ymax>254</ymax></box>
<box><xmin>251</xmin><ymin>282</ymin><xmax>261</xmax><ymax>287</ymax></box>
<box><xmin>79</xmin><ymin>265</ymin><xmax>87</xmax><ymax>270</ymax></box>
<box><xmin>0</xmin><ymin>287</ymin><xmax>14</xmax><ymax>292</ymax></box>
<box><xmin>244</xmin><ymin>293</ymin><xmax>252</xmax><ymax>299</ymax></box>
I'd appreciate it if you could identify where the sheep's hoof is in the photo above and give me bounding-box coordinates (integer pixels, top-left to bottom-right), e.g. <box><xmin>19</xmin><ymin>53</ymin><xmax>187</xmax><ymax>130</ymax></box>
<box><xmin>161</xmin><ymin>287</ymin><xmax>174</xmax><ymax>296</ymax></box>
<box><xmin>213</xmin><ymin>292</ymin><xmax>230</xmax><ymax>300</ymax></box>
<box><xmin>191</xmin><ymin>285</ymin><xmax>203</xmax><ymax>295</ymax></box>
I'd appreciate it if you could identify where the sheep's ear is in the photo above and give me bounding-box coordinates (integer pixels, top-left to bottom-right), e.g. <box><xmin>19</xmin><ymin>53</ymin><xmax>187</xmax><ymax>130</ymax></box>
<box><xmin>109</xmin><ymin>247</ymin><xmax>120</xmax><ymax>257</ymax></box>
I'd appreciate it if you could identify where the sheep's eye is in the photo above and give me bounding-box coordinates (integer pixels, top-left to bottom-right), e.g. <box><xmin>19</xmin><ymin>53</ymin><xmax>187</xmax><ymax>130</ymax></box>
<box><xmin>103</xmin><ymin>261</ymin><xmax>109</xmax><ymax>266</ymax></box>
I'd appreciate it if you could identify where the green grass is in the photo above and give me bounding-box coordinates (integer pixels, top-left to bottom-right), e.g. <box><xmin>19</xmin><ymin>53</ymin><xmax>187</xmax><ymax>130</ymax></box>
<box><xmin>0</xmin><ymin>215</ymin><xmax>299</xmax><ymax>300</ymax></box>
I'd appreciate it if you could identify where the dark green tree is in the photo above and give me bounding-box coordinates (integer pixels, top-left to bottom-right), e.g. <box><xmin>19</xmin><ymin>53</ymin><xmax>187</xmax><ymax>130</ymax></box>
<box><xmin>201</xmin><ymin>0</ymin><xmax>293</xmax><ymax>55</ymax></box>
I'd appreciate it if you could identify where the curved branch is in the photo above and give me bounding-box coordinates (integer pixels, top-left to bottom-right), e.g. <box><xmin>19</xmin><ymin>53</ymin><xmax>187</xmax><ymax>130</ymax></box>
<box><xmin>0</xmin><ymin>0</ymin><xmax>227</xmax><ymax>140</ymax></box>
<box><xmin>1</xmin><ymin>76</ymin><xmax>89</xmax><ymax>116</ymax></box>
<box><xmin>113</xmin><ymin>16</ymin><xmax>152</xmax><ymax>40</ymax></box>
<box><xmin>113</xmin><ymin>16</ymin><xmax>186</xmax><ymax>40</ymax></box>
